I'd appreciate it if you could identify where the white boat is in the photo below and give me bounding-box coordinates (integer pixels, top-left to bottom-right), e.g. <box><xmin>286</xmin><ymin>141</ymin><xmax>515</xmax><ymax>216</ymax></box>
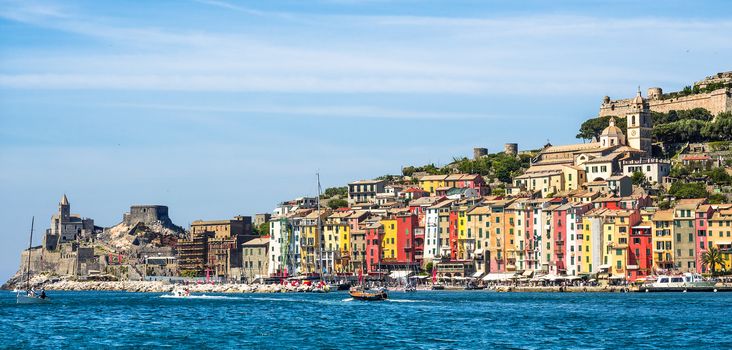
<box><xmin>650</xmin><ymin>273</ymin><xmax>715</xmax><ymax>289</ymax></box>
<box><xmin>16</xmin><ymin>292</ymin><xmax>50</xmax><ymax>304</ymax></box>
<box><xmin>168</xmin><ymin>287</ymin><xmax>191</xmax><ymax>298</ymax></box>
<box><xmin>17</xmin><ymin>216</ymin><xmax>50</xmax><ymax>304</ymax></box>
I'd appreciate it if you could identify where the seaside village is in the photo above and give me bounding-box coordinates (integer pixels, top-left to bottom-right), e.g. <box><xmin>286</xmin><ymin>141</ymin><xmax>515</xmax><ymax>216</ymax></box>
<box><xmin>8</xmin><ymin>72</ymin><xmax>732</xmax><ymax>292</ymax></box>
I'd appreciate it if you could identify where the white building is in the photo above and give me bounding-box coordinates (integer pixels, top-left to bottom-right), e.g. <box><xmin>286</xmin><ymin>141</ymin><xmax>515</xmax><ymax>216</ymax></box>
<box><xmin>621</xmin><ymin>158</ymin><xmax>671</xmax><ymax>185</ymax></box>
<box><xmin>424</xmin><ymin>206</ymin><xmax>440</xmax><ymax>261</ymax></box>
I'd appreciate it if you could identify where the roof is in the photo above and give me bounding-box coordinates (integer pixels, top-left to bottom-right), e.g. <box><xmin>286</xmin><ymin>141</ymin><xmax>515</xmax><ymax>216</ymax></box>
<box><xmin>408</xmin><ymin>196</ymin><xmax>440</xmax><ymax>207</ymax></box>
<box><xmin>419</xmin><ymin>174</ymin><xmax>448</xmax><ymax>181</ymax></box>
<box><xmin>652</xmin><ymin>209</ymin><xmax>674</xmax><ymax>221</ymax></box>
<box><xmin>541</xmin><ymin>142</ymin><xmax>601</xmax><ymax>154</ymax></box>
<box><xmin>350</xmin><ymin>179</ymin><xmax>385</xmax><ymax>185</ymax></box>
<box><xmin>675</xmin><ymin>198</ymin><xmax>707</xmax><ymax>210</ymax></box>
<box><xmin>632</xmin><ymin>90</ymin><xmax>644</xmax><ymax>104</ymax></box>
<box><xmin>60</xmin><ymin>194</ymin><xmax>69</xmax><ymax>206</ymax></box>
<box><xmin>404</xmin><ymin>187</ymin><xmax>424</xmax><ymax>193</ymax></box>
<box><xmin>429</xmin><ymin>199</ymin><xmax>455</xmax><ymax>209</ymax></box>
<box><xmin>601</xmin><ymin>118</ymin><xmax>624</xmax><ymax>137</ymax></box>
<box><xmin>681</xmin><ymin>155</ymin><xmax>712</xmax><ymax>161</ymax></box>
<box><xmin>242</xmin><ymin>237</ymin><xmax>269</xmax><ymax>246</ymax></box>
<box><xmin>468</xmin><ymin>206</ymin><xmax>491</xmax><ymax>215</ymax></box>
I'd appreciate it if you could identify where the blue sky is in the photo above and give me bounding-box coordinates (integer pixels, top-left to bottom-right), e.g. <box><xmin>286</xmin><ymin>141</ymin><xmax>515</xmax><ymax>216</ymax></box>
<box><xmin>1</xmin><ymin>0</ymin><xmax>731</xmax><ymax>281</ymax></box>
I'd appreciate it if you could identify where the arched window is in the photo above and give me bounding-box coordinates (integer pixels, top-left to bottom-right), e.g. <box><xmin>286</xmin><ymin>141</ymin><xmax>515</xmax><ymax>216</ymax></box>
<box><xmin>632</xmin><ymin>115</ymin><xmax>636</xmax><ymax>126</ymax></box>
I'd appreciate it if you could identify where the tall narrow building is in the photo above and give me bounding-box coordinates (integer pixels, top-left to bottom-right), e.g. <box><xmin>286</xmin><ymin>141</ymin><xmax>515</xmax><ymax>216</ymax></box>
<box><xmin>626</xmin><ymin>88</ymin><xmax>653</xmax><ymax>155</ymax></box>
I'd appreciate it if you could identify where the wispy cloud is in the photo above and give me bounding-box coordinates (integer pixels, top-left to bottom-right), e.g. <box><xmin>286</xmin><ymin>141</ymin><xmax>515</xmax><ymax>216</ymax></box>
<box><xmin>103</xmin><ymin>102</ymin><xmax>494</xmax><ymax>120</ymax></box>
<box><xmin>1</xmin><ymin>1</ymin><xmax>731</xmax><ymax>95</ymax></box>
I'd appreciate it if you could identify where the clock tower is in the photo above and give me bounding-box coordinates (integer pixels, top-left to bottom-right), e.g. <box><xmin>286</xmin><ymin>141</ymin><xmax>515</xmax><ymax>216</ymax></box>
<box><xmin>626</xmin><ymin>87</ymin><xmax>652</xmax><ymax>155</ymax></box>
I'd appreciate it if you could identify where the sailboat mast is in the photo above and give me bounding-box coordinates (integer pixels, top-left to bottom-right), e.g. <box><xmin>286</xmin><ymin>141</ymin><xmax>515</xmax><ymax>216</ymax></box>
<box><xmin>316</xmin><ymin>172</ymin><xmax>322</xmax><ymax>281</ymax></box>
<box><xmin>26</xmin><ymin>216</ymin><xmax>34</xmax><ymax>291</ymax></box>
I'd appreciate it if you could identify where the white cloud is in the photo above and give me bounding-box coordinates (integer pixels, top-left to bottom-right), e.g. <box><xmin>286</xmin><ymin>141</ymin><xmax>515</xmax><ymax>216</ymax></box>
<box><xmin>1</xmin><ymin>1</ymin><xmax>730</xmax><ymax>95</ymax></box>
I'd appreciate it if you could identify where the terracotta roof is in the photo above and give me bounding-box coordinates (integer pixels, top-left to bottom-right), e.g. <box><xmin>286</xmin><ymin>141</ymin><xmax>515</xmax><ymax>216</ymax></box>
<box><xmin>652</xmin><ymin>209</ymin><xmax>674</xmax><ymax>221</ymax></box>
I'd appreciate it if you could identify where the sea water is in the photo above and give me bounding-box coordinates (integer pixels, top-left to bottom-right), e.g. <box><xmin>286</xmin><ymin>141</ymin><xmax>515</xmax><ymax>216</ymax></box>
<box><xmin>2</xmin><ymin>290</ymin><xmax>731</xmax><ymax>349</ymax></box>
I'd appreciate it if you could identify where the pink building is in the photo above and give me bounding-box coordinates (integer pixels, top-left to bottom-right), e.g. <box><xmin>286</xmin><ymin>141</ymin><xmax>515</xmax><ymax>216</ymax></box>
<box><xmin>695</xmin><ymin>204</ymin><xmax>714</xmax><ymax>273</ymax></box>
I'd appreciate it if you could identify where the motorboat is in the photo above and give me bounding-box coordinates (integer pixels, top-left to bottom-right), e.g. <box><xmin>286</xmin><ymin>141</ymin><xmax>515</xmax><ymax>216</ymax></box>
<box><xmin>349</xmin><ymin>287</ymin><xmax>388</xmax><ymax>301</ymax></box>
<box><xmin>168</xmin><ymin>287</ymin><xmax>191</xmax><ymax>298</ymax></box>
<box><xmin>649</xmin><ymin>273</ymin><xmax>715</xmax><ymax>289</ymax></box>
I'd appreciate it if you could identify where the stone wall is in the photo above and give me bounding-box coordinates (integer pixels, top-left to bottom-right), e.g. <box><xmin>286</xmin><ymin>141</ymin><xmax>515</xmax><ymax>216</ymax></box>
<box><xmin>123</xmin><ymin>205</ymin><xmax>173</xmax><ymax>227</ymax></box>
<box><xmin>599</xmin><ymin>88</ymin><xmax>731</xmax><ymax>117</ymax></box>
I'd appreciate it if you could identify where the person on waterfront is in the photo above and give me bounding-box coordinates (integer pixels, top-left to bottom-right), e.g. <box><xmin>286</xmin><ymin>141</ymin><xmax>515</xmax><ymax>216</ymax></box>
<box><xmin>40</xmin><ymin>288</ymin><xmax>46</xmax><ymax>299</ymax></box>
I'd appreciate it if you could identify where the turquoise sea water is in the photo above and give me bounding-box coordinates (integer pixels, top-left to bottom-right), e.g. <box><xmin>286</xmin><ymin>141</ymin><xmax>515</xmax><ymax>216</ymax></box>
<box><xmin>2</xmin><ymin>290</ymin><xmax>731</xmax><ymax>349</ymax></box>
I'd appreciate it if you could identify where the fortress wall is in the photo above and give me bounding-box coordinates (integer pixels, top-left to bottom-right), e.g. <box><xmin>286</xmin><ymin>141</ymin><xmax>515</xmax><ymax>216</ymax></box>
<box><xmin>599</xmin><ymin>88</ymin><xmax>731</xmax><ymax>117</ymax></box>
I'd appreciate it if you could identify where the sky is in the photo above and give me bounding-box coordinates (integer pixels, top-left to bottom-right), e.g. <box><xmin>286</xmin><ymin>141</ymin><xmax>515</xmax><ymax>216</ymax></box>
<box><xmin>1</xmin><ymin>0</ymin><xmax>731</xmax><ymax>281</ymax></box>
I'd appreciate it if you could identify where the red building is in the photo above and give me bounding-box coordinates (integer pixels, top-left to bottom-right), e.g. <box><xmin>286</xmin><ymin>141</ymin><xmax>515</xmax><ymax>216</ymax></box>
<box><xmin>365</xmin><ymin>221</ymin><xmax>384</xmax><ymax>274</ymax></box>
<box><xmin>449</xmin><ymin>211</ymin><xmax>459</xmax><ymax>260</ymax></box>
<box><xmin>628</xmin><ymin>224</ymin><xmax>653</xmax><ymax>281</ymax></box>
<box><xmin>551</xmin><ymin>204</ymin><xmax>569</xmax><ymax>275</ymax></box>
<box><xmin>396</xmin><ymin>212</ymin><xmax>419</xmax><ymax>263</ymax></box>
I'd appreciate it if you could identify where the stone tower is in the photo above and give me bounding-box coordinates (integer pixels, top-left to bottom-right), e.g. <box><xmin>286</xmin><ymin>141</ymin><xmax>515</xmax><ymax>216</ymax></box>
<box><xmin>59</xmin><ymin>194</ymin><xmax>70</xmax><ymax>222</ymax></box>
<box><xmin>626</xmin><ymin>87</ymin><xmax>653</xmax><ymax>155</ymax></box>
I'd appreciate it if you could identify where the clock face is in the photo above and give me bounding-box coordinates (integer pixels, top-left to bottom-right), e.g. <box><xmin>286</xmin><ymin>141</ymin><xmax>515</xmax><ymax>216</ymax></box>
<box><xmin>630</xmin><ymin>130</ymin><xmax>637</xmax><ymax>136</ymax></box>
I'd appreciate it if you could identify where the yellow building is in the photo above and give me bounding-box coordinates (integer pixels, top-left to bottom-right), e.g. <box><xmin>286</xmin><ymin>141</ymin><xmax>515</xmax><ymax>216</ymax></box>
<box><xmin>707</xmin><ymin>206</ymin><xmax>732</xmax><ymax>271</ymax></box>
<box><xmin>513</xmin><ymin>165</ymin><xmax>587</xmax><ymax>197</ymax></box>
<box><xmin>381</xmin><ymin>218</ymin><xmax>398</xmax><ymax>260</ymax></box>
<box><xmin>652</xmin><ymin>209</ymin><xmax>674</xmax><ymax>270</ymax></box>
<box><xmin>600</xmin><ymin>210</ymin><xmax>638</xmax><ymax>277</ymax></box>
<box><xmin>419</xmin><ymin>175</ymin><xmax>448</xmax><ymax>194</ymax></box>
<box><xmin>457</xmin><ymin>205</ymin><xmax>468</xmax><ymax>259</ymax></box>
<box><xmin>301</xmin><ymin>209</ymin><xmax>331</xmax><ymax>274</ymax></box>
<box><xmin>324</xmin><ymin>211</ymin><xmax>352</xmax><ymax>273</ymax></box>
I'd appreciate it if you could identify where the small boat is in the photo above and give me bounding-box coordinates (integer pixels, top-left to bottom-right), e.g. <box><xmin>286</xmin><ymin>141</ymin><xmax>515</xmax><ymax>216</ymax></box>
<box><xmin>166</xmin><ymin>287</ymin><xmax>191</xmax><ymax>298</ymax></box>
<box><xmin>17</xmin><ymin>217</ymin><xmax>50</xmax><ymax>304</ymax></box>
<box><xmin>349</xmin><ymin>288</ymin><xmax>388</xmax><ymax>301</ymax></box>
<box><xmin>312</xmin><ymin>281</ymin><xmax>330</xmax><ymax>293</ymax></box>
<box><xmin>405</xmin><ymin>284</ymin><xmax>417</xmax><ymax>292</ymax></box>
<box><xmin>431</xmin><ymin>284</ymin><xmax>445</xmax><ymax>290</ymax></box>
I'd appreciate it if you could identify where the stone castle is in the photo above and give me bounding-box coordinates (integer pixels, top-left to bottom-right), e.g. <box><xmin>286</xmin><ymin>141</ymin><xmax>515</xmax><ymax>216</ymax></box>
<box><xmin>599</xmin><ymin>71</ymin><xmax>732</xmax><ymax>117</ymax></box>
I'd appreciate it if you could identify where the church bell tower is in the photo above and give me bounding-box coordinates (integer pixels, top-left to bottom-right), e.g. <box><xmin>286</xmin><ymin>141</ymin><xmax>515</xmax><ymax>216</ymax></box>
<box><xmin>626</xmin><ymin>87</ymin><xmax>653</xmax><ymax>155</ymax></box>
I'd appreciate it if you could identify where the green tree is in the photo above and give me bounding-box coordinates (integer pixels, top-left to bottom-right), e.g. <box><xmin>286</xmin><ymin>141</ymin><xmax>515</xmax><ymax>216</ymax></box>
<box><xmin>323</xmin><ymin>186</ymin><xmax>347</xmax><ymax>198</ymax></box>
<box><xmin>702</xmin><ymin>246</ymin><xmax>726</xmax><ymax>275</ymax></box>
<box><xmin>702</xmin><ymin>112</ymin><xmax>732</xmax><ymax>141</ymax></box>
<box><xmin>631</xmin><ymin>171</ymin><xmax>647</xmax><ymax>186</ymax></box>
<box><xmin>327</xmin><ymin>198</ymin><xmax>348</xmax><ymax>209</ymax></box>
<box><xmin>492</xmin><ymin>154</ymin><xmax>523</xmax><ymax>183</ymax></box>
<box><xmin>708</xmin><ymin>193</ymin><xmax>729</xmax><ymax>204</ymax></box>
<box><xmin>257</xmin><ymin>222</ymin><xmax>270</xmax><ymax>236</ymax></box>
<box><xmin>668</xmin><ymin>182</ymin><xmax>709</xmax><ymax>199</ymax></box>
<box><xmin>705</xmin><ymin>167</ymin><xmax>732</xmax><ymax>185</ymax></box>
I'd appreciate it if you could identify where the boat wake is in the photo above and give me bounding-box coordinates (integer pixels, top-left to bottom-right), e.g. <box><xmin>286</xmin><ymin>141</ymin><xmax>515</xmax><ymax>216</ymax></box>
<box><xmin>342</xmin><ymin>298</ymin><xmax>354</xmax><ymax>302</ymax></box>
<box><xmin>159</xmin><ymin>294</ymin><xmax>242</xmax><ymax>300</ymax></box>
<box><xmin>386</xmin><ymin>299</ymin><xmax>425</xmax><ymax>303</ymax></box>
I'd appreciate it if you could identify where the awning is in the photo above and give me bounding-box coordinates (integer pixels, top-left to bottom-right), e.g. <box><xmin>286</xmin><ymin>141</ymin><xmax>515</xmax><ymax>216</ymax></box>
<box><xmin>482</xmin><ymin>273</ymin><xmax>515</xmax><ymax>281</ymax></box>
<box><xmin>627</xmin><ymin>265</ymin><xmax>639</xmax><ymax>270</ymax></box>
<box><xmin>389</xmin><ymin>270</ymin><xmax>412</xmax><ymax>279</ymax></box>
<box><xmin>409</xmin><ymin>275</ymin><xmax>428</xmax><ymax>279</ymax></box>
<box><xmin>566</xmin><ymin>276</ymin><xmax>582</xmax><ymax>280</ymax></box>
<box><xmin>474</xmin><ymin>249</ymin><xmax>484</xmax><ymax>256</ymax></box>
<box><xmin>472</xmin><ymin>271</ymin><xmax>484</xmax><ymax>278</ymax></box>
<box><xmin>542</xmin><ymin>274</ymin><xmax>563</xmax><ymax>281</ymax></box>
<box><xmin>522</xmin><ymin>270</ymin><xmax>534</xmax><ymax>277</ymax></box>
<box><xmin>598</xmin><ymin>264</ymin><xmax>611</xmax><ymax>270</ymax></box>
<box><xmin>609</xmin><ymin>275</ymin><xmax>626</xmax><ymax>280</ymax></box>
